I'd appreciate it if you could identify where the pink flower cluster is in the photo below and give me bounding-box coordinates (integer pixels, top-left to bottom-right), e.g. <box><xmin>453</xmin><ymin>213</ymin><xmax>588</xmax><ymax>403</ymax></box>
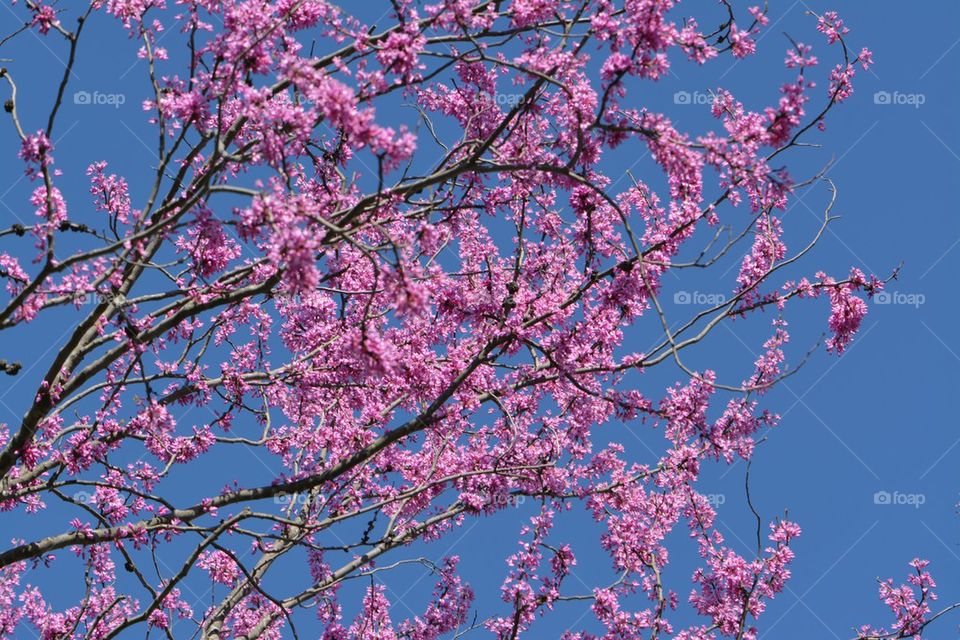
<box><xmin>859</xmin><ymin>560</ymin><xmax>943</xmax><ymax>639</ymax></box>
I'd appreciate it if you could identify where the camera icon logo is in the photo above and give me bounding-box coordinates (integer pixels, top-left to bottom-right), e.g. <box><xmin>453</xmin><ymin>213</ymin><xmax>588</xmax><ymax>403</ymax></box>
<box><xmin>873</xmin><ymin>91</ymin><xmax>892</xmax><ymax>105</ymax></box>
<box><xmin>674</xmin><ymin>291</ymin><xmax>691</xmax><ymax>304</ymax></box>
<box><xmin>873</xmin><ymin>490</ymin><xmax>892</xmax><ymax>505</ymax></box>
<box><xmin>674</xmin><ymin>91</ymin><xmax>692</xmax><ymax>105</ymax></box>
<box><xmin>874</xmin><ymin>291</ymin><xmax>891</xmax><ymax>304</ymax></box>
<box><xmin>74</xmin><ymin>90</ymin><xmax>92</xmax><ymax>105</ymax></box>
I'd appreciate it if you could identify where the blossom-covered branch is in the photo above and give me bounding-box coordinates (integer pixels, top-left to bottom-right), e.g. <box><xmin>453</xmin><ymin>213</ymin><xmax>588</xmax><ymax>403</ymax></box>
<box><xmin>0</xmin><ymin>1</ymin><xmax>946</xmax><ymax>639</ymax></box>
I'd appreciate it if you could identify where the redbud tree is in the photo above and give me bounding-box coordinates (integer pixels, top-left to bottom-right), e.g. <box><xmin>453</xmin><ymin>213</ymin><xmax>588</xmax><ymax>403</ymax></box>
<box><xmin>0</xmin><ymin>1</ymin><xmax>953</xmax><ymax>639</ymax></box>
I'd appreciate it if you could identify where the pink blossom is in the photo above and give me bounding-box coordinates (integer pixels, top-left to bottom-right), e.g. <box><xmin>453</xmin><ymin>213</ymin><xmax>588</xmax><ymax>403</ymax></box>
<box><xmin>817</xmin><ymin>10</ymin><xmax>850</xmax><ymax>45</ymax></box>
<box><xmin>29</xmin><ymin>3</ymin><xmax>59</xmax><ymax>34</ymax></box>
<box><xmin>18</xmin><ymin>131</ymin><xmax>53</xmax><ymax>181</ymax></box>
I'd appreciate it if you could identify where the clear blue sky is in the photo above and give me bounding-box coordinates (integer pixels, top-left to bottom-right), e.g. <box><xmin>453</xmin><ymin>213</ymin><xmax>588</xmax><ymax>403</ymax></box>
<box><xmin>0</xmin><ymin>1</ymin><xmax>957</xmax><ymax>638</ymax></box>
